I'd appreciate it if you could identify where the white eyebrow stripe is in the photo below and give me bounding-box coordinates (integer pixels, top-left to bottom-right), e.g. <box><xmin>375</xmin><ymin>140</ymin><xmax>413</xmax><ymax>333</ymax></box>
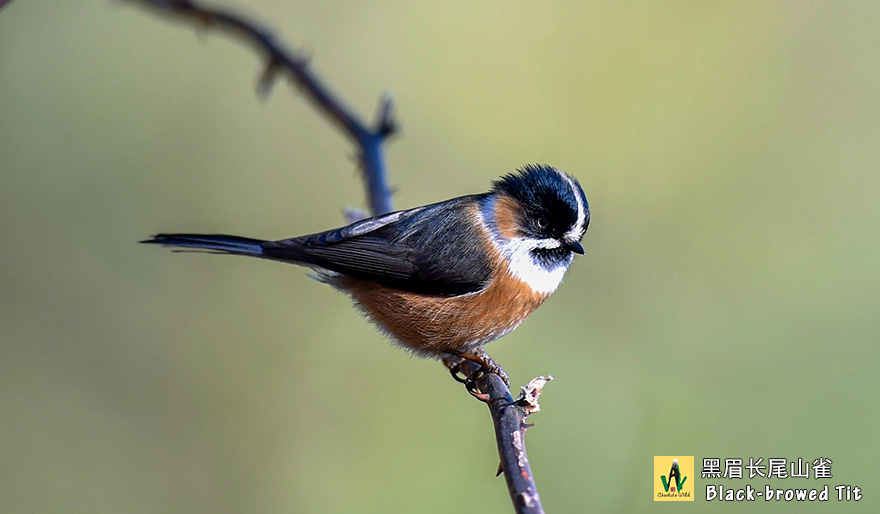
<box><xmin>556</xmin><ymin>168</ymin><xmax>586</xmax><ymax>240</ymax></box>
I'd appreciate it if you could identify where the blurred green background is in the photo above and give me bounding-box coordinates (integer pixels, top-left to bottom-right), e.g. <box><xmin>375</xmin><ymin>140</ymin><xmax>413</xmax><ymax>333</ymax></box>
<box><xmin>2</xmin><ymin>1</ymin><xmax>879</xmax><ymax>512</ymax></box>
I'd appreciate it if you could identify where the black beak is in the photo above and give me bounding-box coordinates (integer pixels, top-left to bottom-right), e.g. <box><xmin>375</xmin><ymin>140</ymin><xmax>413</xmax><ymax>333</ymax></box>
<box><xmin>565</xmin><ymin>241</ymin><xmax>585</xmax><ymax>255</ymax></box>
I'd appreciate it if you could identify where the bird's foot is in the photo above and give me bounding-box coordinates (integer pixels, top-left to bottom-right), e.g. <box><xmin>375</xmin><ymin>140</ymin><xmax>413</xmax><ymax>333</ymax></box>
<box><xmin>445</xmin><ymin>349</ymin><xmax>510</xmax><ymax>388</ymax></box>
<box><xmin>443</xmin><ymin>356</ymin><xmax>470</xmax><ymax>383</ymax></box>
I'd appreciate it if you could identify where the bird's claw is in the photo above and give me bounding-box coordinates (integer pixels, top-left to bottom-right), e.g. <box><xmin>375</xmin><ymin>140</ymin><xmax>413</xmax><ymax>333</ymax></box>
<box><xmin>445</xmin><ymin>349</ymin><xmax>511</xmax><ymax>388</ymax></box>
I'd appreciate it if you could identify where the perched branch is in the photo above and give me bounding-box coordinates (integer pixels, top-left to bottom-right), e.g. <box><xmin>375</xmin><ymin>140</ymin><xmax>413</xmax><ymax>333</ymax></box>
<box><xmin>132</xmin><ymin>2</ymin><xmax>551</xmax><ymax>512</ymax></box>
<box><xmin>448</xmin><ymin>359</ymin><xmax>551</xmax><ymax>514</ymax></box>
<box><xmin>132</xmin><ymin>0</ymin><xmax>395</xmax><ymax>215</ymax></box>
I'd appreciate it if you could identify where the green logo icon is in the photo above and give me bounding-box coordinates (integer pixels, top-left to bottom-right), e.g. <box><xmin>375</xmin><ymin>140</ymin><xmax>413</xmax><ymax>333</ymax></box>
<box><xmin>661</xmin><ymin>459</ymin><xmax>688</xmax><ymax>493</ymax></box>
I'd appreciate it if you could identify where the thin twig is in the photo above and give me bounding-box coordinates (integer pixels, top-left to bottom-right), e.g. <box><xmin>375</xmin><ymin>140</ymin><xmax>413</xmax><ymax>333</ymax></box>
<box><xmin>132</xmin><ymin>0</ymin><xmax>395</xmax><ymax>215</ymax></box>
<box><xmin>131</xmin><ymin>2</ymin><xmax>550</xmax><ymax>512</ymax></box>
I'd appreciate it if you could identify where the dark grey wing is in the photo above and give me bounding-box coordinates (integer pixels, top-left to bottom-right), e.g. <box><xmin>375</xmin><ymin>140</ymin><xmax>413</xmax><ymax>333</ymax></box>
<box><xmin>262</xmin><ymin>196</ymin><xmax>492</xmax><ymax>296</ymax></box>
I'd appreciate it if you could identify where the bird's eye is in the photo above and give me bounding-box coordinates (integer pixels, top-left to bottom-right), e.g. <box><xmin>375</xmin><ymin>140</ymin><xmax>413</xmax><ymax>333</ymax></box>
<box><xmin>536</xmin><ymin>217</ymin><xmax>549</xmax><ymax>229</ymax></box>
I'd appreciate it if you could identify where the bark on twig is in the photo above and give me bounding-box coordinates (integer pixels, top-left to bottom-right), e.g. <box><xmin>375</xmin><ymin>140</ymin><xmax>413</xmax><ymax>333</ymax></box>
<box><xmin>130</xmin><ymin>2</ymin><xmax>550</xmax><ymax>512</ymax></box>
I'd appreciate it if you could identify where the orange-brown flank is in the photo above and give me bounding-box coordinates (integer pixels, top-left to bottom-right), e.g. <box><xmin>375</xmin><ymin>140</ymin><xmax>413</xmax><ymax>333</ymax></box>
<box><xmin>333</xmin><ymin>203</ymin><xmax>548</xmax><ymax>356</ymax></box>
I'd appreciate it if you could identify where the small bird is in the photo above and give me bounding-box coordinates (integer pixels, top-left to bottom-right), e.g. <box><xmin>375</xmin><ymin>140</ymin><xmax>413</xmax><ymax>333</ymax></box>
<box><xmin>142</xmin><ymin>164</ymin><xmax>589</xmax><ymax>384</ymax></box>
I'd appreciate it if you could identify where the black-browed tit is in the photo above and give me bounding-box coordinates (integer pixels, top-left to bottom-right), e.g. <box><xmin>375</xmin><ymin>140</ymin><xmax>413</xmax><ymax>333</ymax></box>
<box><xmin>142</xmin><ymin>164</ymin><xmax>590</xmax><ymax>383</ymax></box>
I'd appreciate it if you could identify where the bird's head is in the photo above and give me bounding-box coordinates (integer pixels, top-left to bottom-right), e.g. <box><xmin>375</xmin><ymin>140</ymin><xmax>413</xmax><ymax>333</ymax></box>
<box><xmin>491</xmin><ymin>164</ymin><xmax>589</xmax><ymax>255</ymax></box>
<box><xmin>482</xmin><ymin>164</ymin><xmax>590</xmax><ymax>293</ymax></box>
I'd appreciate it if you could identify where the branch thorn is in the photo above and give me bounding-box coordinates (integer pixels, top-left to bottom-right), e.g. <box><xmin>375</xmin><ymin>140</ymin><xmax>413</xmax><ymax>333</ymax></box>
<box><xmin>374</xmin><ymin>91</ymin><xmax>398</xmax><ymax>138</ymax></box>
<box><xmin>257</xmin><ymin>58</ymin><xmax>281</xmax><ymax>98</ymax></box>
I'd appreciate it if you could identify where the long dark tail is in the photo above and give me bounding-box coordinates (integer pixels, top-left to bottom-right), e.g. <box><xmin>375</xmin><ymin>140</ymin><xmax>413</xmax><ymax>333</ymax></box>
<box><xmin>140</xmin><ymin>233</ymin><xmax>267</xmax><ymax>257</ymax></box>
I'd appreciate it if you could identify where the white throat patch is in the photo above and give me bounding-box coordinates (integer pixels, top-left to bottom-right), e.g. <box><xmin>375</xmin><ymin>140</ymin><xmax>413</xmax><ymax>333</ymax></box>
<box><xmin>498</xmin><ymin>238</ymin><xmax>571</xmax><ymax>294</ymax></box>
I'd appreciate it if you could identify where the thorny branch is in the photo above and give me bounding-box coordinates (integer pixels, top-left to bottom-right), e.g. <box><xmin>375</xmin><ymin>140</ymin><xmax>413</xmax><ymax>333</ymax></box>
<box><xmin>131</xmin><ymin>1</ymin><xmax>551</xmax><ymax>512</ymax></box>
<box><xmin>452</xmin><ymin>359</ymin><xmax>552</xmax><ymax>514</ymax></box>
<box><xmin>132</xmin><ymin>0</ymin><xmax>395</xmax><ymax>215</ymax></box>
